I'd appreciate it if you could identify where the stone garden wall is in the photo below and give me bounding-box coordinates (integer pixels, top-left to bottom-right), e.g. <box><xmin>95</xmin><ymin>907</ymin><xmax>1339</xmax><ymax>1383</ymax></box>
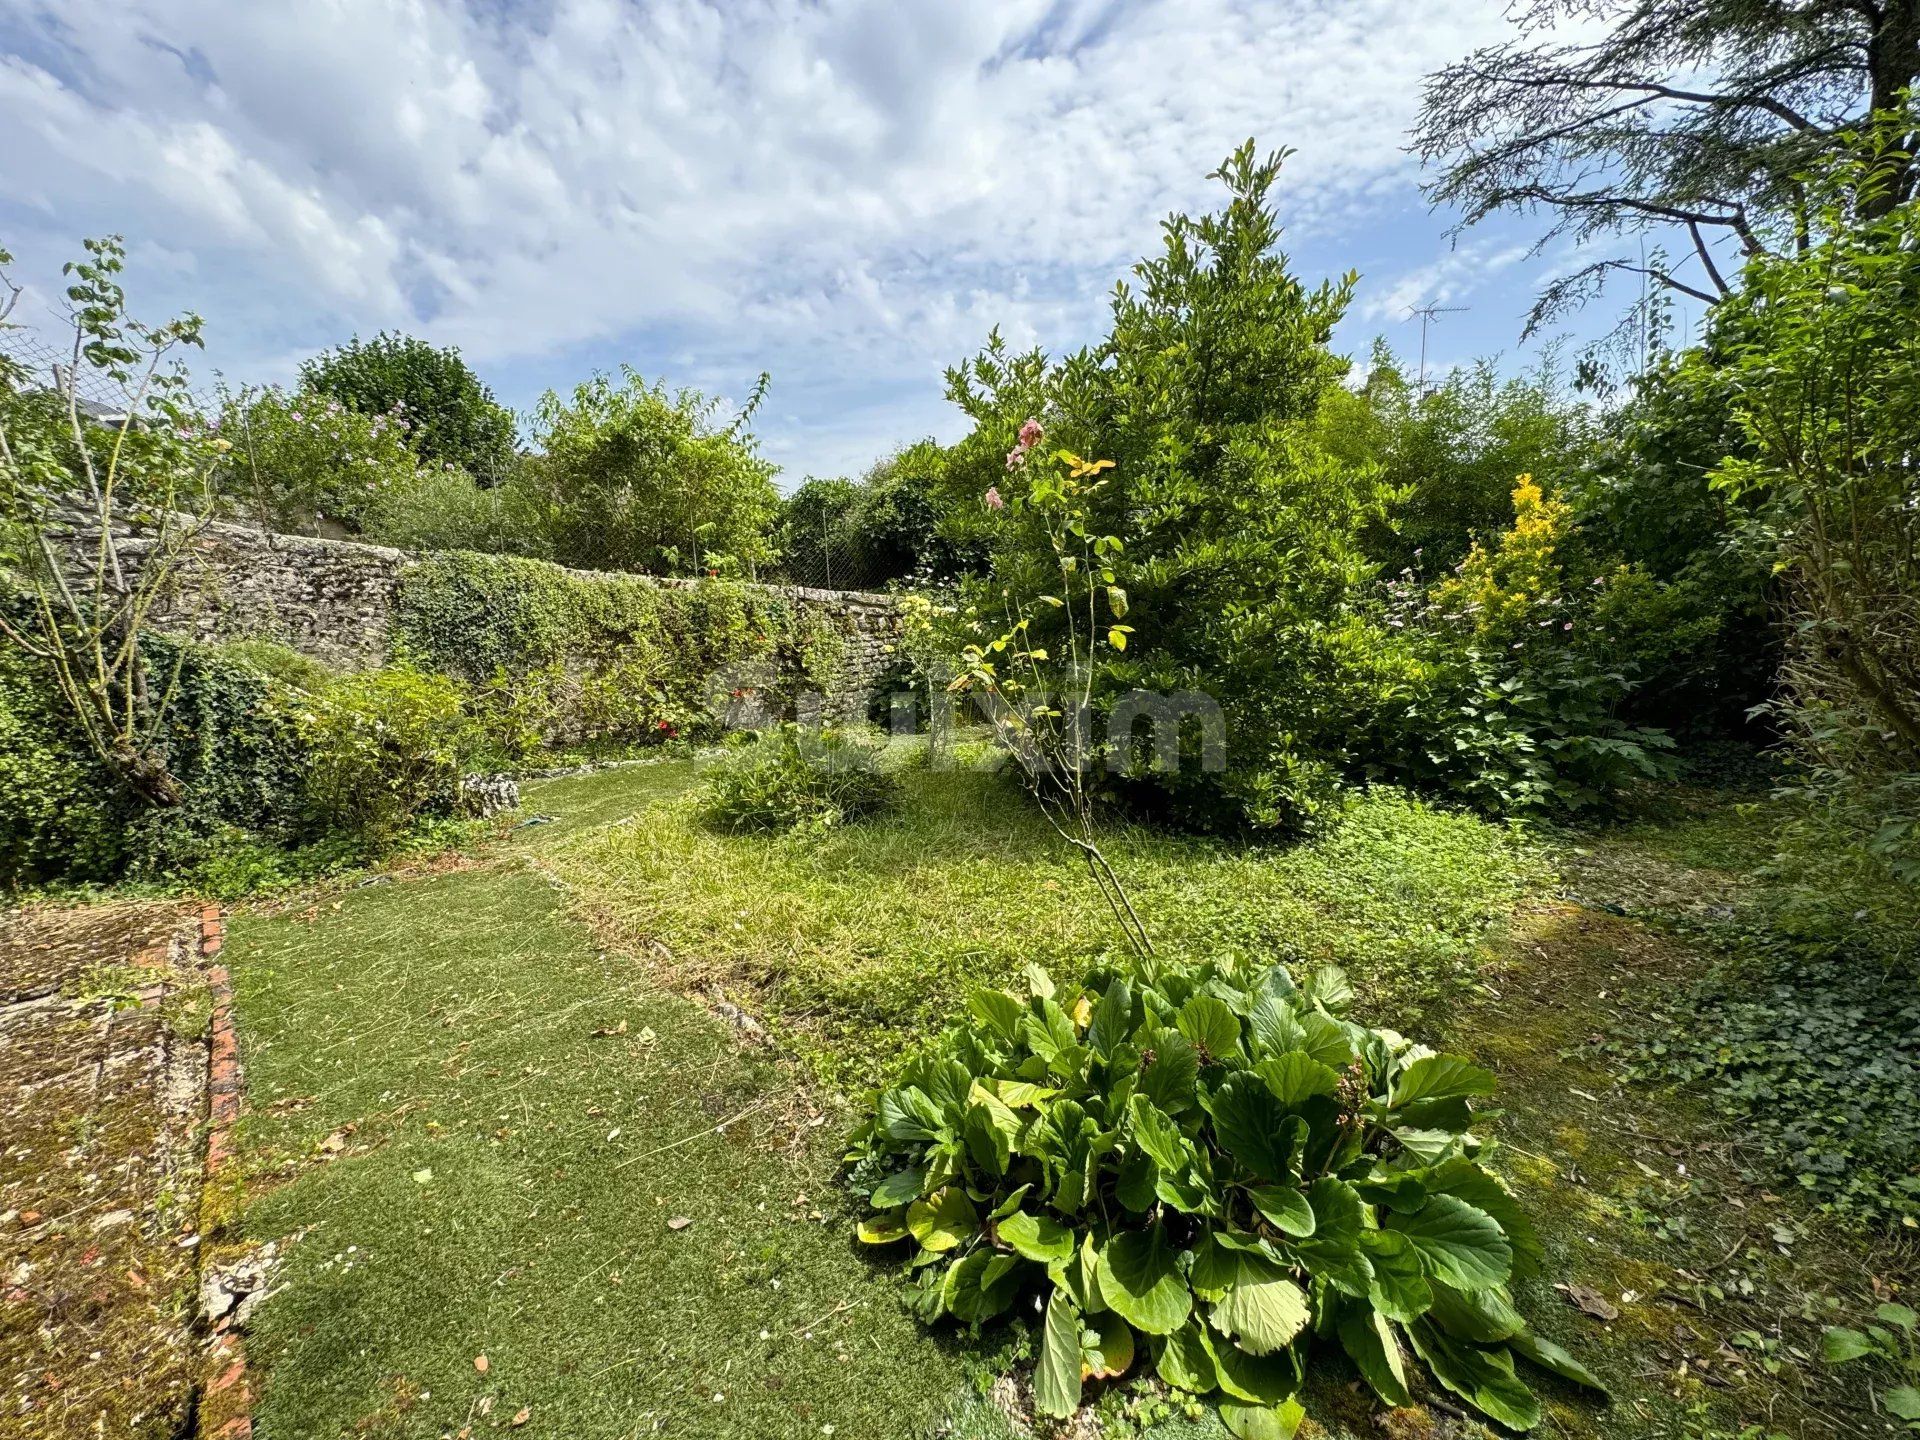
<box><xmin>125</xmin><ymin>516</ymin><xmax>903</xmax><ymax>720</ymax></box>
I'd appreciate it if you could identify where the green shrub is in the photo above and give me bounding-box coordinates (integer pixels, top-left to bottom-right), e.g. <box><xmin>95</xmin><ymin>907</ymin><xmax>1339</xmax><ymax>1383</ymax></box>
<box><xmin>849</xmin><ymin>956</ymin><xmax>1602</xmax><ymax>1433</ymax></box>
<box><xmin>525</xmin><ymin>369</ymin><xmax>779</xmax><ymax>576</ymax></box>
<box><xmin>212</xmin><ymin>639</ymin><xmax>334</xmax><ymax>694</ymax></box>
<box><xmin>0</xmin><ymin>643</ymin><xmax>125</xmax><ymax>886</ymax></box>
<box><xmin>1384</xmin><ymin>477</ymin><xmax>1679</xmax><ymax>813</ymax></box>
<box><xmin>946</xmin><ymin>145</ymin><xmax>1420</xmax><ymax>835</ymax></box>
<box><xmin>212</xmin><ymin>384</ymin><xmax>427</xmax><ymax>534</ymax></box>
<box><xmin>1316</xmin><ymin>343</ymin><xmax>1598</xmax><ymax>579</ymax></box>
<box><xmin>292</xmin><ymin>664</ymin><xmax>469</xmax><ymax>840</ymax></box>
<box><xmin>1</xmin><ymin>622</ymin><xmax>324</xmax><ymax>889</ymax></box>
<box><xmin>360</xmin><ymin>463</ymin><xmax>550</xmax><ymax>557</ymax></box>
<box><xmin>702</xmin><ymin>725</ymin><xmax>898</xmax><ymax>833</ymax></box>
<box><xmin>300</xmin><ymin>331</ymin><xmax>518</xmax><ymax>484</ymax></box>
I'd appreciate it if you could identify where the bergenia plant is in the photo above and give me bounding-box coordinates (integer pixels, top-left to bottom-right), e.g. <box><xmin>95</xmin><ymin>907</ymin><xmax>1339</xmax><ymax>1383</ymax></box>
<box><xmin>849</xmin><ymin>956</ymin><xmax>1605</xmax><ymax>1437</ymax></box>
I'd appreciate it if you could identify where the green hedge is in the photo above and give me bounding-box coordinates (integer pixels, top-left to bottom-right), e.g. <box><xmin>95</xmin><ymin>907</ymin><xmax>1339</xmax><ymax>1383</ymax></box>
<box><xmin>392</xmin><ymin>551</ymin><xmax>846</xmax><ymax>754</ymax></box>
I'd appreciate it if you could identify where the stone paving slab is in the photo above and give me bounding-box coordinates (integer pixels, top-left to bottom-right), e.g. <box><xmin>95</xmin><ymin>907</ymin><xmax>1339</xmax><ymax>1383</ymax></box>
<box><xmin>0</xmin><ymin>904</ymin><xmax>208</xmax><ymax>1439</ymax></box>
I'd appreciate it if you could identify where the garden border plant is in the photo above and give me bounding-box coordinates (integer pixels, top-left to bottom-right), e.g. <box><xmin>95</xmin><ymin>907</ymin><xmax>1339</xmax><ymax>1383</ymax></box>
<box><xmin>849</xmin><ymin>955</ymin><xmax>1606</xmax><ymax>1436</ymax></box>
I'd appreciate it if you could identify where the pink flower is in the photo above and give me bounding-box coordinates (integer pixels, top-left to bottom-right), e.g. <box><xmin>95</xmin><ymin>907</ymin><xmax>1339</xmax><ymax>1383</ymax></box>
<box><xmin>984</xmin><ymin>485</ymin><xmax>1005</xmax><ymax>511</ymax></box>
<box><xmin>1018</xmin><ymin>417</ymin><xmax>1043</xmax><ymax>450</ymax></box>
<box><xmin>1004</xmin><ymin>446</ymin><xmax>1027</xmax><ymax>471</ymax></box>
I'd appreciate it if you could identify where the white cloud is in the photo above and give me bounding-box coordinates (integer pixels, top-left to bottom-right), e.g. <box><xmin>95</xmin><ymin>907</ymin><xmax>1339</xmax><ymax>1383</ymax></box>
<box><xmin>1356</xmin><ymin>239</ymin><xmax>1534</xmax><ymax>324</ymax></box>
<box><xmin>0</xmin><ymin>0</ymin><xmax>1525</xmax><ymax>478</ymax></box>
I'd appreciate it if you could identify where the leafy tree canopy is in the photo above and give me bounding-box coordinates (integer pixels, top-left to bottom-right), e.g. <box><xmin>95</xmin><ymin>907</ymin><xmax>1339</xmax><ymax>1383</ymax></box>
<box><xmin>1415</xmin><ymin>0</ymin><xmax>1920</xmax><ymax>336</ymax></box>
<box><xmin>301</xmin><ymin>331</ymin><xmax>519</xmax><ymax>483</ymax></box>
<box><xmin>525</xmin><ymin>368</ymin><xmax>779</xmax><ymax>578</ymax></box>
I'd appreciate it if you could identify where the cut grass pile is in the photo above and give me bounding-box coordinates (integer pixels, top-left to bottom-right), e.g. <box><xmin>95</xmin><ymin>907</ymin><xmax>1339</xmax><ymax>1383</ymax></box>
<box><xmin>552</xmin><ymin>764</ymin><xmax>1548</xmax><ymax>1084</ymax></box>
<box><xmin>228</xmin><ymin>859</ymin><xmax>995</xmax><ymax>1440</ymax></box>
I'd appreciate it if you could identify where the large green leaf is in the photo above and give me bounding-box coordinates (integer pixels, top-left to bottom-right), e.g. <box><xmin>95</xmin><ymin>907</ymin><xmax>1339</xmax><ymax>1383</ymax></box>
<box><xmin>1221</xmin><ymin>1399</ymin><xmax>1306</xmax><ymax>1440</ymax></box>
<box><xmin>877</xmin><ymin>1087</ymin><xmax>944</xmax><ymax>1142</ymax></box>
<box><xmin>1246</xmin><ymin>1184</ymin><xmax>1315</xmax><ymax>1238</ymax></box>
<box><xmin>1190</xmin><ymin>1231</ymin><xmax>1281</xmax><ymax>1297</ymax></box>
<box><xmin>1087</xmin><ymin>975</ymin><xmax>1133</xmax><ymax>1059</ymax></box>
<box><xmin>1021</xmin><ymin>1001</ymin><xmax>1078</xmax><ymax>1063</ymax></box>
<box><xmin>856</xmin><ymin>1208</ymin><xmax>909</xmax><ymax>1244</ymax></box>
<box><xmin>870</xmin><ymin>1165</ymin><xmax>926</xmax><ymax>1208</ymax></box>
<box><xmin>1178</xmin><ymin>994</ymin><xmax>1243</xmax><ymax>1059</ymax></box>
<box><xmin>1424</xmin><ymin>1158</ymin><xmax>1544</xmax><ymax>1278</ymax></box>
<box><xmin>1254</xmin><ymin>1052</ymin><xmax>1340</xmax><ymax>1108</ymax></box>
<box><xmin>1298</xmin><ymin>1011</ymin><xmax>1357</xmax><ymax>1068</ymax></box>
<box><xmin>984</xmin><ymin>1078</ymin><xmax>1058</xmax><ymax>1109</ymax></box>
<box><xmin>1210</xmin><ymin>1275</ymin><xmax>1310</xmax><ymax>1355</ymax></box>
<box><xmin>1128</xmin><ymin>1095</ymin><xmax>1192</xmax><ymax>1174</ymax></box>
<box><xmin>1116</xmin><ymin>1149</ymin><xmax>1159</xmax><ymax>1213</ymax></box>
<box><xmin>1096</xmin><ymin>1225</ymin><xmax>1193</xmax><ymax>1335</ymax></box>
<box><xmin>964</xmin><ymin>1093</ymin><xmax>1018</xmax><ymax>1176</ymax></box>
<box><xmin>967</xmin><ymin>987</ymin><xmax>1024</xmax><ymax>1048</ymax></box>
<box><xmin>1137</xmin><ymin>1028</ymin><xmax>1200</xmax><ymax>1114</ymax></box>
<box><xmin>1248</xmin><ymin>993</ymin><xmax>1306</xmax><ymax>1058</ymax></box>
<box><xmin>1206</xmin><ymin>1075</ymin><xmax>1305</xmax><ymax>1181</ymax></box>
<box><xmin>944</xmin><ymin>1250</ymin><xmax>1020</xmax><ymax>1323</ymax></box>
<box><xmin>1335</xmin><ymin>1300</ymin><xmax>1410</xmax><ymax>1407</ymax></box>
<box><xmin>1384</xmin><ymin>1194</ymin><xmax>1512</xmax><ymax>1291</ymax></box>
<box><xmin>1509</xmin><ymin>1329</ymin><xmax>1609</xmax><ymax>1393</ymax></box>
<box><xmin>1408</xmin><ymin>1322</ymin><xmax>1541</xmax><ymax>1431</ymax></box>
<box><xmin>1154</xmin><ymin>1322</ymin><xmax>1218</xmax><ymax>1393</ymax></box>
<box><xmin>998</xmin><ymin>1210</ymin><xmax>1074</xmax><ymax>1264</ymax></box>
<box><xmin>1429</xmin><ymin>1282</ymin><xmax>1524</xmax><ymax>1343</ymax></box>
<box><xmin>1392</xmin><ymin>1053</ymin><xmax>1497</xmax><ymax>1107</ymax></box>
<box><xmin>1203</xmin><ymin>1327</ymin><xmax>1303</xmax><ymax>1405</ymax></box>
<box><xmin>922</xmin><ymin>1058</ymin><xmax>974</xmax><ymax>1117</ymax></box>
<box><xmin>1083</xmin><ymin>1314</ymin><xmax>1135</xmax><ymax>1379</ymax></box>
<box><xmin>1034</xmin><ymin>1287</ymin><xmax>1083</xmax><ymax>1419</ymax></box>
<box><xmin>1881</xmin><ymin>1386</ymin><xmax>1920</xmax><ymax>1421</ymax></box>
<box><xmin>1357</xmin><ymin>1229</ymin><xmax>1431</xmax><ymax>1322</ymax></box>
<box><xmin>1289</xmin><ymin>1177</ymin><xmax>1371</xmax><ymax>1296</ymax></box>
<box><xmin>907</xmin><ymin>1187</ymin><xmax>978</xmax><ymax>1253</ymax></box>
<box><xmin>1048</xmin><ymin>1233</ymin><xmax>1107</xmax><ymax>1315</ymax></box>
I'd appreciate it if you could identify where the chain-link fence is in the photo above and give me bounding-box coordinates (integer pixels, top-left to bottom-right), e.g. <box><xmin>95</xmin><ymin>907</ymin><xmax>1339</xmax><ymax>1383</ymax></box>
<box><xmin>763</xmin><ymin>531</ymin><xmax>904</xmax><ymax>593</ymax></box>
<box><xmin>0</xmin><ymin>329</ymin><xmax>220</xmax><ymax>419</ymax></box>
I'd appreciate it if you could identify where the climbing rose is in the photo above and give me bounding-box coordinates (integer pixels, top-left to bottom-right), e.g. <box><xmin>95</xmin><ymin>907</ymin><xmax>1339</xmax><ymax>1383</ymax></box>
<box><xmin>1018</xmin><ymin>417</ymin><xmax>1043</xmax><ymax>449</ymax></box>
<box><xmin>1004</xmin><ymin>447</ymin><xmax>1027</xmax><ymax>471</ymax></box>
<box><xmin>984</xmin><ymin>485</ymin><xmax>1005</xmax><ymax>511</ymax></box>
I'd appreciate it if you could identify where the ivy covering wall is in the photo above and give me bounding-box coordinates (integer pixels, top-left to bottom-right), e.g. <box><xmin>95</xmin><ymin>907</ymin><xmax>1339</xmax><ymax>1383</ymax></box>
<box><xmin>392</xmin><ymin>551</ymin><xmax>849</xmax><ymax>758</ymax></box>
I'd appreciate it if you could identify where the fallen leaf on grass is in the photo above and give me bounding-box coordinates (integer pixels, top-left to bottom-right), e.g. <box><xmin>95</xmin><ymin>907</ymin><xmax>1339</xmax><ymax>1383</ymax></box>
<box><xmin>412</xmin><ymin>1168</ymin><xmax>433</xmax><ymax>1186</ymax></box>
<box><xmin>1556</xmin><ymin>1282</ymin><xmax>1621</xmax><ymax>1321</ymax></box>
<box><xmin>590</xmin><ymin>1020</ymin><xmax>629</xmax><ymax>1038</ymax></box>
<box><xmin>510</xmin><ymin>1405</ymin><xmax>531</xmax><ymax>1426</ymax></box>
<box><xmin>667</xmin><ymin>1216</ymin><xmax>693</xmax><ymax>1231</ymax></box>
<box><xmin>473</xmin><ymin>1355</ymin><xmax>488</xmax><ymax>1374</ymax></box>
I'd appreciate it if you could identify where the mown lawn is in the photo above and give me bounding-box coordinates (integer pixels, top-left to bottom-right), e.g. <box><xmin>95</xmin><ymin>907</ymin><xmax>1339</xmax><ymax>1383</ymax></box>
<box><xmin>227</xmin><ymin>810</ymin><xmax>1004</xmax><ymax>1439</ymax></box>
<box><xmin>551</xmin><ymin>760</ymin><xmax>1547</xmax><ymax>1085</ymax></box>
<box><xmin>224</xmin><ymin>760</ymin><xmax>1908</xmax><ymax>1440</ymax></box>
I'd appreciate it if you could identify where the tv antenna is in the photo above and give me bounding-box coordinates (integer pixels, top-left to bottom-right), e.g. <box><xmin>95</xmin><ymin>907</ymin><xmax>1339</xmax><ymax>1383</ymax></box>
<box><xmin>1406</xmin><ymin>303</ymin><xmax>1467</xmax><ymax>391</ymax></box>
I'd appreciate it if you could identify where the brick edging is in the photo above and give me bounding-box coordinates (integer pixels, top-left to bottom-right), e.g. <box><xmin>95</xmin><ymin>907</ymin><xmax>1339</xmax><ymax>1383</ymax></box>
<box><xmin>196</xmin><ymin>904</ymin><xmax>254</xmax><ymax>1440</ymax></box>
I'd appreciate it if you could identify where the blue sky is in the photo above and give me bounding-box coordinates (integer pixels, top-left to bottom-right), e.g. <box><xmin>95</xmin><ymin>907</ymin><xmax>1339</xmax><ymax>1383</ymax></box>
<box><xmin>0</xmin><ymin>0</ymin><xmax>1709</xmax><ymax>487</ymax></box>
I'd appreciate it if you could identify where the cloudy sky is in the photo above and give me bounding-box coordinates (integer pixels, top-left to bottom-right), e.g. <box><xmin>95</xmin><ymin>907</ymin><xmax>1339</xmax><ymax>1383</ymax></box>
<box><xmin>0</xmin><ymin>0</ymin><xmax>1679</xmax><ymax>485</ymax></box>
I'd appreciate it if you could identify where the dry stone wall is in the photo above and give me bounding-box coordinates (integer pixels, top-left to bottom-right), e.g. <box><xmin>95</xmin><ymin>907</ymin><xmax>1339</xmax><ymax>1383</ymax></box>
<box><xmin>129</xmin><ymin>516</ymin><xmax>904</xmax><ymax>721</ymax></box>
